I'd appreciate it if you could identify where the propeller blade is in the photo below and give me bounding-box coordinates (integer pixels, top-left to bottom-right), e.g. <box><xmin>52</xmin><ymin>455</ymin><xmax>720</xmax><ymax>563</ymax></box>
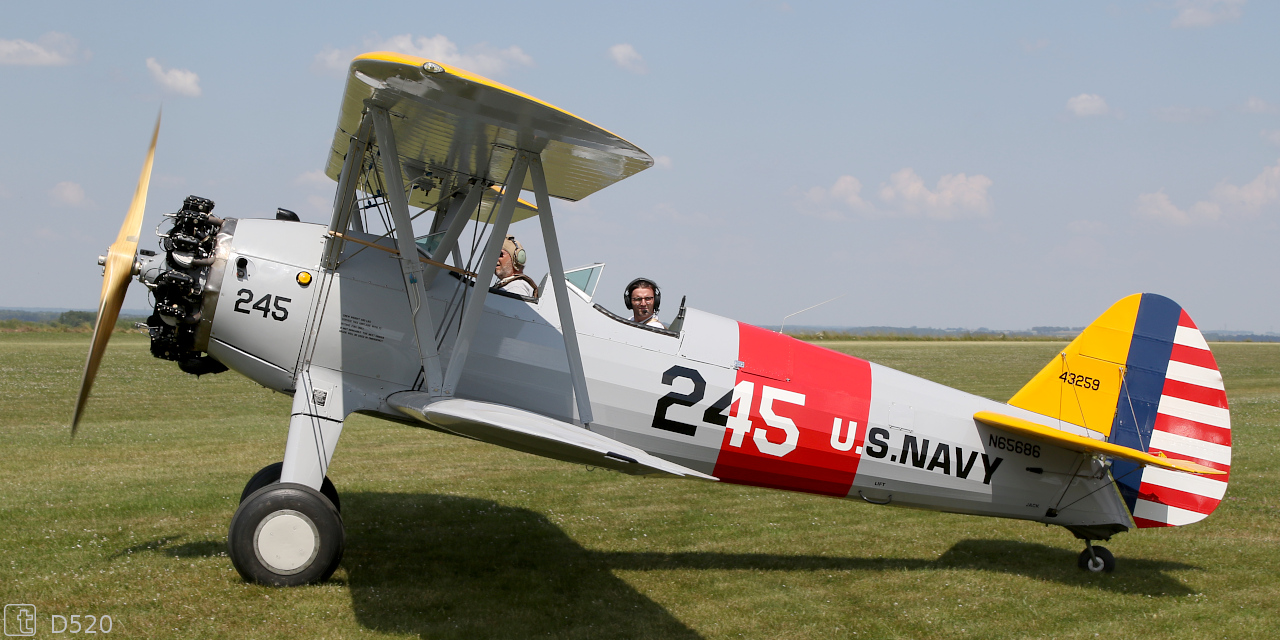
<box><xmin>71</xmin><ymin>112</ymin><xmax>161</xmax><ymax>437</ymax></box>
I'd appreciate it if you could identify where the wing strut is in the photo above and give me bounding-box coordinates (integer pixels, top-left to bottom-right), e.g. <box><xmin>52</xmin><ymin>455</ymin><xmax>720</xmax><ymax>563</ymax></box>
<box><xmin>441</xmin><ymin>153</ymin><xmax>528</xmax><ymax>394</ymax></box>
<box><xmin>432</xmin><ymin>150</ymin><xmax>596</xmax><ymax>424</ymax></box>
<box><xmin>530</xmin><ymin>155</ymin><xmax>593</xmax><ymax>424</ymax></box>
<box><xmin>321</xmin><ymin>113</ymin><xmax>372</xmax><ymax>269</ymax></box>
<box><xmin>370</xmin><ymin>105</ymin><xmax>444</xmax><ymax>394</ymax></box>
<box><xmin>421</xmin><ymin>183</ymin><xmax>484</xmax><ymax>285</ymax></box>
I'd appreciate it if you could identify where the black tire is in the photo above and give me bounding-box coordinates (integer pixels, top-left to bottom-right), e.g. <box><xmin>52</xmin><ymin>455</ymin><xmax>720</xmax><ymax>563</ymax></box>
<box><xmin>239</xmin><ymin>461</ymin><xmax>341</xmax><ymax>513</ymax></box>
<box><xmin>1077</xmin><ymin>546</ymin><xmax>1116</xmax><ymax>573</ymax></box>
<box><xmin>228</xmin><ymin>483</ymin><xmax>344</xmax><ymax>586</ymax></box>
<box><xmin>240</xmin><ymin>463</ymin><xmax>285</xmax><ymax>502</ymax></box>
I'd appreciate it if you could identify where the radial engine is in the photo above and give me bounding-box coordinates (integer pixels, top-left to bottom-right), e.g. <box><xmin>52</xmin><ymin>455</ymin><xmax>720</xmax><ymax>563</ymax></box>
<box><xmin>137</xmin><ymin>195</ymin><xmax>232</xmax><ymax>376</ymax></box>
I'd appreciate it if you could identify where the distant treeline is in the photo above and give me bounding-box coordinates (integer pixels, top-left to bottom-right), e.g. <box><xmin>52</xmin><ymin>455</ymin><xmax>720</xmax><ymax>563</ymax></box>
<box><xmin>1200</xmin><ymin>332</ymin><xmax>1280</xmax><ymax>343</ymax></box>
<box><xmin>774</xmin><ymin>325</ymin><xmax>1077</xmax><ymax>342</ymax></box>
<box><xmin>0</xmin><ymin>309</ymin><xmax>148</xmax><ymax>333</ymax></box>
<box><xmin>787</xmin><ymin>330</ymin><xmax>1066</xmax><ymax>342</ymax></box>
<box><xmin>778</xmin><ymin>325</ymin><xmax>1280</xmax><ymax>343</ymax></box>
<box><xmin>4</xmin><ymin>309</ymin><xmax>1276</xmax><ymax>341</ymax></box>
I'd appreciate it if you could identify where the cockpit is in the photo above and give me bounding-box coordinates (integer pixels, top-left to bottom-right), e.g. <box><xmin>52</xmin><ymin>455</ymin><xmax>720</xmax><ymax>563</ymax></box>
<box><xmin>416</xmin><ymin>230</ymin><xmax>685</xmax><ymax>335</ymax></box>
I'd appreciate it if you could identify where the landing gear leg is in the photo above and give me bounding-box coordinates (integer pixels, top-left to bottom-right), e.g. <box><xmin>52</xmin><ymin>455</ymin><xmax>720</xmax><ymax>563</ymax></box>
<box><xmin>228</xmin><ymin>367</ymin><xmax>349</xmax><ymax>586</ymax></box>
<box><xmin>1077</xmin><ymin>540</ymin><xmax>1116</xmax><ymax>573</ymax></box>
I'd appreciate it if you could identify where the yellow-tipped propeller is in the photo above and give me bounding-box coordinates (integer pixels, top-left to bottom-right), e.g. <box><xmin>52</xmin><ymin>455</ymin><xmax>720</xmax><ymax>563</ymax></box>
<box><xmin>71</xmin><ymin>113</ymin><xmax>161</xmax><ymax>436</ymax></box>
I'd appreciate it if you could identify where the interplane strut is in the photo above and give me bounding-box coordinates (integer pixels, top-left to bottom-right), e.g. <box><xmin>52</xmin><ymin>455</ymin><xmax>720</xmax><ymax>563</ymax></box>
<box><xmin>317</xmin><ymin>110</ymin><xmax>594</xmax><ymax>423</ymax></box>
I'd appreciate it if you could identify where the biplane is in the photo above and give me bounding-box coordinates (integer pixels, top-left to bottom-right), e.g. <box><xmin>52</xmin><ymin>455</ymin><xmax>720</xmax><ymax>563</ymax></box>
<box><xmin>73</xmin><ymin>52</ymin><xmax>1232</xmax><ymax>586</ymax></box>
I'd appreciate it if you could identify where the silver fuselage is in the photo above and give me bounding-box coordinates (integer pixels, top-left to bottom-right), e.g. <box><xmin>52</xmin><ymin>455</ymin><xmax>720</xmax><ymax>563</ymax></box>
<box><xmin>201</xmin><ymin>219</ymin><xmax>1131</xmax><ymax>532</ymax></box>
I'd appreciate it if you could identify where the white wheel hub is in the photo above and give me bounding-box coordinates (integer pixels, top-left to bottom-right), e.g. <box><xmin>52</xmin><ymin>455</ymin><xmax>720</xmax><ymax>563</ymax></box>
<box><xmin>254</xmin><ymin>509</ymin><xmax>320</xmax><ymax>574</ymax></box>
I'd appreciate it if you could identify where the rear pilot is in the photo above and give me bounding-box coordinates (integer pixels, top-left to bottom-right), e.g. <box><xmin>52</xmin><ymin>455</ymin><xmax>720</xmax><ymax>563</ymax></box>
<box><xmin>625</xmin><ymin>278</ymin><xmax>664</xmax><ymax>328</ymax></box>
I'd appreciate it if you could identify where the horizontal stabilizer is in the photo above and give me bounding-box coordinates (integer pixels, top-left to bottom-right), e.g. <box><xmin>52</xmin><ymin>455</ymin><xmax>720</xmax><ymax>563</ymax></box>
<box><xmin>974</xmin><ymin>411</ymin><xmax>1224</xmax><ymax>476</ymax></box>
<box><xmin>388</xmin><ymin>394</ymin><xmax>718</xmax><ymax>480</ymax></box>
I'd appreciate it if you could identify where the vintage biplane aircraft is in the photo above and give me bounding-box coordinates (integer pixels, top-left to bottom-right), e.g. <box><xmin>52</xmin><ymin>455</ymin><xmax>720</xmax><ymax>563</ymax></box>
<box><xmin>73</xmin><ymin>52</ymin><xmax>1232</xmax><ymax>586</ymax></box>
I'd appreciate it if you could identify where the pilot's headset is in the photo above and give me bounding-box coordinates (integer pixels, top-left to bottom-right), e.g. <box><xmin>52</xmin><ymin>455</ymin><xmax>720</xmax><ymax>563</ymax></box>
<box><xmin>503</xmin><ymin>236</ymin><xmax>527</xmax><ymax>269</ymax></box>
<box><xmin>624</xmin><ymin>278</ymin><xmax>661</xmax><ymax>311</ymax></box>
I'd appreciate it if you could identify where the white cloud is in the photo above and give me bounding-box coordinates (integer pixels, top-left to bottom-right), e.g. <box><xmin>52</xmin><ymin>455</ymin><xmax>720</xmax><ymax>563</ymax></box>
<box><xmin>1242</xmin><ymin>96</ymin><xmax>1278</xmax><ymax>114</ymax></box>
<box><xmin>609</xmin><ymin>43</ymin><xmax>648</xmax><ymax>74</ymax></box>
<box><xmin>802</xmin><ymin>175</ymin><xmax>870</xmax><ymax>219</ymax></box>
<box><xmin>1135</xmin><ymin>159</ymin><xmax>1280</xmax><ymax>224</ymax></box>
<box><xmin>314</xmin><ymin>34</ymin><xmax>533</xmax><ymax>77</ymax></box>
<box><xmin>830</xmin><ymin>175</ymin><xmax>869</xmax><ymax>210</ymax></box>
<box><xmin>1066</xmin><ymin>93</ymin><xmax>1110</xmax><ymax>117</ymax></box>
<box><xmin>879</xmin><ymin>169</ymin><xmax>993</xmax><ymax>220</ymax></box>
<box><xmin>1135</xmin><ymin>191</ymin><xmax>1195</xmax><ymax>225</ymax></box>
<box><xmin>313</xmin><ymin>48</ymin><xmax>348</xmax><ymax>74</ymax></box>
<box><xmin>1211</xmin><ymin>160</ymin><xmax>1280</xmax><ymax>211</ymax></box>
<box><xmin>1154</xmin><ymin>106</ymin><xmax>1215</xmax><ymax>123</ymax></box>
<box><xmin>294</xmin><ymin>169</ymin><xmax>332</xmax><ymax>187</ymax></box>
<box><xmin>145</xmin><ymin>58</ymin><xmax>202</xmax><ymax>97</ymax></box>
<box><xmin>1170</xmin><ymin>0</ymin><xmax>1245</xmax><ymax>28</ymax></box>
<box><xmin>1262</xmin><ymin>130</ymin><xmax>1280</xmax><ymax>147</ymax></box>
<box><xmin>49</xmin><ymin>181</ymin><xmax>89</xmax><ymax>207</ymax></box>
<box><xmin>802</xmin><ymin>170</ymin><xmax>993</xmax><ymax>220</ymax></box>
<box><xmin>0</xmin><ymin>32</ymin><xmax>88</xmax><ymax>66</ymax></box>
<box><xmin>305</xmin><ymin>195</ymin><xmax>331</xmax><ymax>218</ymax></box>
<box><xmin>653</xmin><ymin>155</ymin><xmax>673</xmax><ymax>170</ymax></box>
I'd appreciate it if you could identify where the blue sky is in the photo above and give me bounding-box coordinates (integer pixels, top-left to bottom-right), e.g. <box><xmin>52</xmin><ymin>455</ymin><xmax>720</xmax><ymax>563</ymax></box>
<box><xmin>2</xmin><ymin>1</ymin><xmax>1277</xmax><ymax>331</ymax></box>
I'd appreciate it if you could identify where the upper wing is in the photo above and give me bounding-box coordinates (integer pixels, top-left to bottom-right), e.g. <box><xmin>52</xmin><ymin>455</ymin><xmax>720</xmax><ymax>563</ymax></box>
<box><xmin>388</xmin><ymin>394</ymin><xmax>717</xmax><ymax>480</ymax></box>
<box><xmin>325</xmin><ymin>51</ymin><xmax>654</xmax><ymax>210</ymax></box>
<box><xmin>974</xmin><ymin>411</ymin><xmax>1224</xmax><ymax>476</ymax></box>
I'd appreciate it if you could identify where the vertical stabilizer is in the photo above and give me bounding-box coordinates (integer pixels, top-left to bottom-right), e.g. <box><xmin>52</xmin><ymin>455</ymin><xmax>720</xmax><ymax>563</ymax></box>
<box><xmin>1008</xmin><ymin>294</ymin><xmax>1231</xmax><ymax>527</ymax></box>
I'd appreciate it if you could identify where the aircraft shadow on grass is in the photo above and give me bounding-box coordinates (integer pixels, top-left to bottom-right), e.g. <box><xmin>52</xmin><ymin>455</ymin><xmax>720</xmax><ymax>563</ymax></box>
<box><xmin>335</xmin><ymin>493</ymin><xmax>1199</xmax><ymax>638</ymax></box>
<box><xmin>121</xmin><ymin>492</ymin><xmax>1198</xmax><ymax>638</ymax></box>
<box><xmin>110</xmin><ymin>535</ymin><xmax>224</xmax><ymax>560</ymax></box>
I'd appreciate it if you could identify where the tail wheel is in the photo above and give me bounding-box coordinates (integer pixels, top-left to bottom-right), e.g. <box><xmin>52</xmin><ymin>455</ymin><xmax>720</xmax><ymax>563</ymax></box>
<box><xmin>240</xmin><ymin>461</ymin><xmax>341</xmax><ymax>513</ymax></box>
<box><xmin>228</xmin><ymin>483</ymin><xmax>344</xmax><ymax>586</ymax></box>
<box><xmin>1077</xmin><ymin>545</ymin><xmax>1115</xmax><ymax>573</ymax></box>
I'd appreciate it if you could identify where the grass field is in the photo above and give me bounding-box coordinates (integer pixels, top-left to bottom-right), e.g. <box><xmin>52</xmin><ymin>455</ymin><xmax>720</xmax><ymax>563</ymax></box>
<box><xmin>1</xmin><ymin>333</ymin><xmax>1277</xmax><ymax>639</ymax></box>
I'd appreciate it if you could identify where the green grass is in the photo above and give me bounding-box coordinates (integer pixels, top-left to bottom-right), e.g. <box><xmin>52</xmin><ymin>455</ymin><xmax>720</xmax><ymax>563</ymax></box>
<box><xmin>1</xmin><ymin>334</ymin><xmax>1277</xmax><ymax>638</ymax></box>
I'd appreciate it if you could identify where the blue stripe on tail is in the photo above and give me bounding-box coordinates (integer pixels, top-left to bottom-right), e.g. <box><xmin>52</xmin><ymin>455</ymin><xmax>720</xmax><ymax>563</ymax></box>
<box><xmin>1109</xmin><ymin>294</ymin><xmax>1181</xmax><ymax>513</ymax></box>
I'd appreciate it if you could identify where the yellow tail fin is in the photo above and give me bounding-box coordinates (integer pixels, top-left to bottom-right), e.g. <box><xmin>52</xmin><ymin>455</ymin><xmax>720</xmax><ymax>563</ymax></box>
<box><xmin>1008</xmin><ymin>294</ymin><xmax>1142</xmax><ymax>436</ymax></box>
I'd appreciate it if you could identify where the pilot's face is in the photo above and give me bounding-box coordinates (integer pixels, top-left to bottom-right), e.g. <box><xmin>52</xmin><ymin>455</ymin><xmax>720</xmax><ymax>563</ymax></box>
<box><xmin>495</xmin><ymin>249</ymin><xmax>514</xmax><ymax>279</ymax></box>
<box><xmin>630</xmin><ymin>285</ymin><xmax>656</xmax><ymax>321</ymax></box>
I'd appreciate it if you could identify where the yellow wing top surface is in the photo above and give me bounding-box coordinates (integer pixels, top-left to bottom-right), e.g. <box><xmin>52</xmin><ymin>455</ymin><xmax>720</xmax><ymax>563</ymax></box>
<box><xmin>325</xmin><ymin>51</ymin><xmax>653</xmax><ymax>210</ymax></box>
<box><xmin>974</xmin><ymin>411</ymin><xmax>1224</xmax><ymax>476</ymax></box>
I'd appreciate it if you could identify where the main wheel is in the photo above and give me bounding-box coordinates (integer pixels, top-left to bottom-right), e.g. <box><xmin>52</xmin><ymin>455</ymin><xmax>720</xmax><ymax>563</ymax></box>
<box><xmin>1077</xmin><ymin>546</ymin><xmax>1116</xmax><ymax>573</ymax></box>
<box><xmin>240</xmin><ymin>461</ymin><xmax>341</xmax><ymax>513</ymax></box>
<box><xmin>228</xmin><ymin>483</ymin><xmax>344</xmax><ymax>586</ymax></box>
